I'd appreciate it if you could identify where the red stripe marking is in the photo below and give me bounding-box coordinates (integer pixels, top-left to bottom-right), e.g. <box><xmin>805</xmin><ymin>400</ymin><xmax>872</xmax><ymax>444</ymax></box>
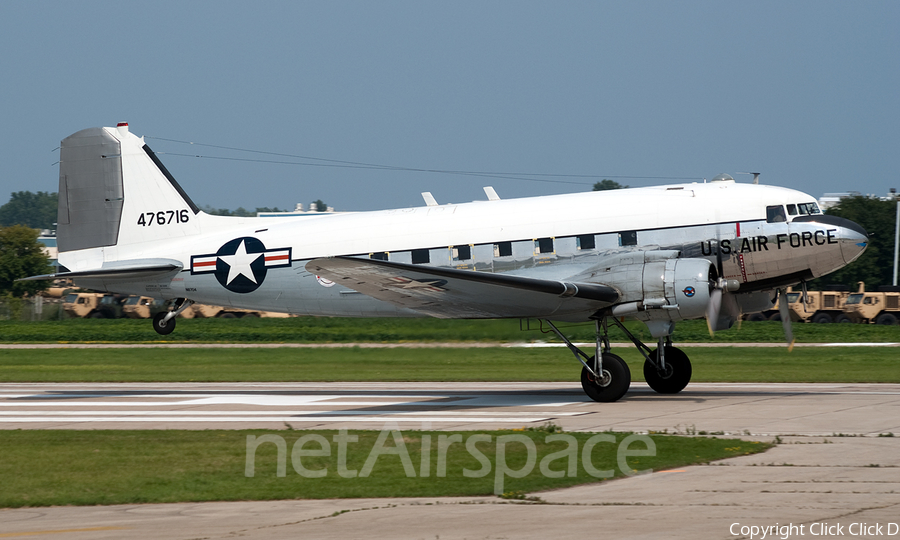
<box><xmin>735</xmin><ymin>222</ymin><xmax>741</xmax><ymax>237</ymax></box>
<box><xmin>194</xmin><ymin>260</ymin><xmax>217</xmax><ymax>268</ymax></box>
<box><xmin>265</xmin><ymin>254</ymin><xmax>289</xmax><ymax>262</ymax></box>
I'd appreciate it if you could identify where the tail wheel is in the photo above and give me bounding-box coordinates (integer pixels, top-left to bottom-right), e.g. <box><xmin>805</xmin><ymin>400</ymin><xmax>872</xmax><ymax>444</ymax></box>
<box><xmin>644</xmin><ymin>346</ymin><xmax>692</xmax><ymax>394</ymax></box>
<box><xmin>581</xmin><ymin>353</ymin><xmax>631</xmax><ymax>403</ymax></box>
<box><xmin>152</xmin><ymin>312</ymin><xmax>176</xmax><ymax>335</ymax></box>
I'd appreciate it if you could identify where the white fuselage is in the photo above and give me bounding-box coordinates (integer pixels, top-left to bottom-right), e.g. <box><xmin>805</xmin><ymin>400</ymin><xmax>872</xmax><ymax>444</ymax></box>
<box><xmin>68</xmin><ymin>179</ymin><xmax>865</xmax><ymax>319</ymax></box>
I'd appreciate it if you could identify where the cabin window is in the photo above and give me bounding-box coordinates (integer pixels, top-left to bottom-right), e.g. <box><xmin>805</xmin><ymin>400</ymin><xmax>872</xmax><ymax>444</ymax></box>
<box><xmin>618</xmin><ymin>231</ymin><xmax>637</xmax><ymax>246</ymax></box>
<box><xmin>797</xmin><ymin>202</ymin><xmax>821</xmax><ymax>215</ymax></box>
<box><xmin>411</xmin><ymin>249</ymin><xmax>430</xmax><ymax>264</ymax></box>
<box><xmin>452</xmin><ymin>245</ymin><xmax>472</xmax><ymax>261</ymax></box>
<box><xmin>494</xmin><ymin>241</ymin><xmax>512</xmax><ymax>257</ymax></box>
<box><xmin>370</xmin><ymin>252</ymin><xmax>388</xmax><ymax>261</ymax></box>
<box><xmin>766</xmin><ymin>205</ymin><xmax>786</xmax><ymax>223</ymax></box>
<box><xmin>787</xmin><ymin>204</ymin><xmax>798</xmax><ymax>216</ymax></box>
<box><xmin>534</xmin><ymin>237</ymin><xmax>554</xmax><ymax>254</ymax></box>
<box><xmin>576</xmin><ymin>234</ymin><xmax>596</xmax><ymax>250</ymax></box>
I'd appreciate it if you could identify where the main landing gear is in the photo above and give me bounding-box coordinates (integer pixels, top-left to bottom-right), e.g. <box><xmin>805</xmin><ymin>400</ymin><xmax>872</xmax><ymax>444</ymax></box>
<box><xmin>152</xmin><ymin>298</ymin><xmax>194</xmax><ymax>335</ymax></box>
<box><xmin>543</xmin><ymin>318</ymin><xmax>693</xmax><ymax>403</ymax></box>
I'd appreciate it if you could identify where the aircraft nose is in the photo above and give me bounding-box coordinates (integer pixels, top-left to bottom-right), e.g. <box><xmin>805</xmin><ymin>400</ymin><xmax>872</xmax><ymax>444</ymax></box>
<box><xmin>838</xmin><ymin>218</ymin><xmax>868</xmax><ymax>264</ymax></box>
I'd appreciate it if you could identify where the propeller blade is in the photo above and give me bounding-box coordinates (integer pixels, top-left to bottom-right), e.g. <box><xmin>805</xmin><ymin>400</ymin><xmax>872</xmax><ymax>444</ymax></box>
<box><xmin>778</xmin><ymin>288</ymin><xmax>795</xmax><ymax>352</ymax></box>
<box><xmin>706</xmin><ymin>287</ymin><xmax>723</xmax><ymax>337</ymax></box>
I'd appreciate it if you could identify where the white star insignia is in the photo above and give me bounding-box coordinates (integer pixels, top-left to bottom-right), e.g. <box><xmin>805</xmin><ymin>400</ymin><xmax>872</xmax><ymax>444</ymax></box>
<box><xmin>218</xmin><ymin>239</ymin><xmax>262</xmax><ymax>285</ymax></box>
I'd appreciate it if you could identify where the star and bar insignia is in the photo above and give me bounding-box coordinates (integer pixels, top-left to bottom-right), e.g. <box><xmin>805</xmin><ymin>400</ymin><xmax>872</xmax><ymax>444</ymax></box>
<box><xmin>191</xmin><ymin>237</ymin><xmax>291</xmax><ymax>293</ymax></box>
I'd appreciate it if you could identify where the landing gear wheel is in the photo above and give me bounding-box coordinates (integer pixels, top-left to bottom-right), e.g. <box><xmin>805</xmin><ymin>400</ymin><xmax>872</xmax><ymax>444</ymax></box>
<box><xmin>581</xmin><ymin>353</ymin><xmax>631</xmax><ymax>403</ymax></box>
<box><xmin>152</xmin><ymin>312</ymin><xmax>176</xmax><ymax>335</ymax></box>
<box><xmin>644</xmin><ymin>346</ymin><xmax>692</xmax><ymax>394</ymax></box>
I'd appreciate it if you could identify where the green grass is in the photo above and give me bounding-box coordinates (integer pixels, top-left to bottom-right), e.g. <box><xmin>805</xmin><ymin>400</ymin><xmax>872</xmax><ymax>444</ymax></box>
<box><xmin>1</xmin><ymin>346</ymin><xmax>898</xmax><ymax>383</ymax></box>
<box><xmin>0</xmin><ymin>317</ymin><xmax>898</xmax><ymax>344</ymax></box>
<box><xmin>0</xmin><ymin>430</ymin><xmax>769</xmax><ymax>507</ymax></box>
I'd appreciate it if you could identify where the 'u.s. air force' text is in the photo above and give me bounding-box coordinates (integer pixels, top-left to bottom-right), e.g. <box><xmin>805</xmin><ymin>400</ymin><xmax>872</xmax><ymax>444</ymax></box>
<box><xmin>701</xmin><ymin>229</ymin><xmax>838</xmax><ymax>255</ymax></box>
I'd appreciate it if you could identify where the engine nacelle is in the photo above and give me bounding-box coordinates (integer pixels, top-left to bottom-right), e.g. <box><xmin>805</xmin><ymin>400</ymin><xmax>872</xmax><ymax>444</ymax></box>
<box><xmin>607</xmin><ymin>257</ymin><xmax>714</xmax><ymax>326</ymax></box>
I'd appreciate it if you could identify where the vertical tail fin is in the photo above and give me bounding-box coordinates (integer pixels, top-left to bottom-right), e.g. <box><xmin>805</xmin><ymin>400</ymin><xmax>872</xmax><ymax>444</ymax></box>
<box><xmin>57</xmin><ymin>124</ymin><xmax>201</xmax><ymax>255</ymax></box>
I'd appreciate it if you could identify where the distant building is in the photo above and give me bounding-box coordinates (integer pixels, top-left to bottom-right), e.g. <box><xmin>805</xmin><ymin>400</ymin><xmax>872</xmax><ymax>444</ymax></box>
<box><xmin>818</xmin><ymin>189</ymin><xmax>898</xmax><ymax>210</ymax></box>
<box><xmin>37</xmin><ymin>233</ymin><xmax>58</xmax><ymax>266</ymax></box>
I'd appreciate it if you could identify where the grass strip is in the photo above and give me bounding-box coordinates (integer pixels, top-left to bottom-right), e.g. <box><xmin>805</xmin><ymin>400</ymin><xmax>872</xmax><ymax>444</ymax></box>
<box><xmin>1</xmin><ymin>346</ymin><xmax>898</xmax><ymax>383</ymax></box>
<box><xmin>0</xmin><ymin>429</ymin><xmax>769</xmax><ymax>507</ymax></box>
<box><xmin>1</xmin><ymin>318</ymin><xmax>898</xmax><ymax>344</ymax></box>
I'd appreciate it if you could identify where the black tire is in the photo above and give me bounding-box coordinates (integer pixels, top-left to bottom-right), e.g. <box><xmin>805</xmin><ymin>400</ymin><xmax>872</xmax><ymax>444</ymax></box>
<box><xmin>88</xmin><ymin>311</ymin><xmax>104</xmax><ymax>319</ymax></box>
<box><xmin>152</xmin><ymin>312</ymin><xmax>176</xmax><ymax>335</ymax></box>
<box><xmin>644</xmin><ymin>346</ymin><xmax>692</xmax><ymax>394</ymax></box>
<box><xmin>811</xmin><ymin>313</ymin><xmax>833</xmax><ymax>324</ymax></box>
<box><xmin>240</xmin><ymin>312</ymin><xmax>260</xmax><ymax>318</ymax></box>
<box><xmin>218</xmin><ymin>312</ymin><xmax>238</xmax><ymax>319</ymax></box>
<box><xmin>769</xmin><ymin>313</ymin><xmax>782</xmax><ymax>322</ymax></box>
<box><xmin>581</xmin><ymin>353</ymin><xmax>631</xmax><ymax>403</ymax></box>
<box><xmin>875</xmin><ymin>313</ymin><xmax>898</xmax><ymax>325</ymax></box>
<box><xmin>836</xmin><ymin>315</ymin><xmax>854</xmax><ymax>324</ymax></box>
<box><xmin>746</xmin><ymin>313</ymin><xmax>767</xmax><ymax>322</ymax></box>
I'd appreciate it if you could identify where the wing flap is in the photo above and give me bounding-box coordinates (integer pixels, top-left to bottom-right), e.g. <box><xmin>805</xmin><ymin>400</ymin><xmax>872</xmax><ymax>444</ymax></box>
<box><xmin>306</xmin><ymin>256</ymin><xmax>619</xmax><ymax>319</ymax></box>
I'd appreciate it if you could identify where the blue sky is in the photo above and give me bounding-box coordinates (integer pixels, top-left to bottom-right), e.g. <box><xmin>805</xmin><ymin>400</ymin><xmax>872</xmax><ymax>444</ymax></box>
<box><xmin>1</xmin><ymin>1</ymin><xmax>898</xmax><ymax>212</ymax></box>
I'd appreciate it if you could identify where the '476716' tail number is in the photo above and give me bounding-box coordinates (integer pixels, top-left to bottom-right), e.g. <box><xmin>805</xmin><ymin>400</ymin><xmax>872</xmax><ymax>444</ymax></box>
<box><xmin>137</xmin><ymin>210</ymin><xmax>190</xmax><ymax>226</ymax></box>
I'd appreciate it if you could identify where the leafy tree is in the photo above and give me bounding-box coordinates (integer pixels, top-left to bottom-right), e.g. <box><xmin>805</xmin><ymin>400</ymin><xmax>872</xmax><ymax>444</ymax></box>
<box><xmin>0</xmin><ymin>191</ymin><xmax>58</xmax><ymax>230</ymax></box>
<box><xmin>592</xmin><ymin>180</ymin><xmax>628</xmax><ymax>191</ymax></box>
<box><xmin>311</xmin><ymin>199</ymin><xmax>328</xmax><ymax>212</ymax></box>
<box><xmin>808</xmin><ymin>196</ymin><xmax>899</xmax><ymax>290</ymax></box>
<box><xmin>0</xmin><ymin>225</ymin><xmax>52</xmax><ymax>297</ymax></box>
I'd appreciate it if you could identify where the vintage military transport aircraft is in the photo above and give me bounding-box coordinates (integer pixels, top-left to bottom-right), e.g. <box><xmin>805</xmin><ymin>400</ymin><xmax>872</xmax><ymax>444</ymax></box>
<box><xmin>25</xmin><ymin>124</ymin><xmax>869</xmax><ymax>402</ymax></box>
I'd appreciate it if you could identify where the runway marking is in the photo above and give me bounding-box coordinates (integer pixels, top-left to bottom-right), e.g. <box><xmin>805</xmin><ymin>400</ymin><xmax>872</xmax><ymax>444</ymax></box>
<box><xmin>0</xmin><ymin>394</ymin><xmax>584</xmax><ymax>407</ymax></box>
<box><xmin>0</xmin><ymin>411</ymin><xmax>587</xmax><ymax>417</ymax></box>
<box><xmin>0</xmin><ymin>527</ymin><xmax>127</xmax><ymax>538</ymax></box>
<box><xmin>0</xmin><ymin>416</ymin><xmax>557</xmax><ymax>423</ymax></box>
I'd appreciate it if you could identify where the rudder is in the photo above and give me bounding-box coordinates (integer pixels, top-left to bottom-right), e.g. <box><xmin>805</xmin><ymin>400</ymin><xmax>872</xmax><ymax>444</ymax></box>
<box><xmin>56</xmin><ymin>124</ymin><xmax>202</xmax><ymax>255</ymax></box>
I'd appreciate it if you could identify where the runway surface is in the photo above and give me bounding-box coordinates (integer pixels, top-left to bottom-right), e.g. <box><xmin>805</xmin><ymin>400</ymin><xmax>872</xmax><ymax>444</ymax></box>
<box><xmin>1</xmin><ymin>382</ymin><xmax>899</xmax><ymax>539</ymax></box>
<box><xmin>2</xmin><ymin>381</ymin><xmax>900</xmax><ymax>434</ymax></box>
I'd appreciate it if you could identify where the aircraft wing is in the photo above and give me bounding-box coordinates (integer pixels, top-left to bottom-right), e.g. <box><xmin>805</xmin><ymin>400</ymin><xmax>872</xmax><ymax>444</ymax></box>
<box><xmin>19</xmin><ymin>258</ymin><xmax>183</xmax><ymax>281</ymax></box>
<box><xmin>306</xmin><ymin>256</ymin><xmax>619</xmax><ymax>318</ymax></box>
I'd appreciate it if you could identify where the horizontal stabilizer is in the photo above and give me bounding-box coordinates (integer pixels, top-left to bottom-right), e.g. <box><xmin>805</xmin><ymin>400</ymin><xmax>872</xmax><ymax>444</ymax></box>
<box><xmin>19</xmin><ymin>258</ymin><xmax>183</xmax><ymax>281</ymax></box>
<box><xmin>306</xmin><ymin>256</ymin><xmax>618</xmax><ymax>319</ymax></box>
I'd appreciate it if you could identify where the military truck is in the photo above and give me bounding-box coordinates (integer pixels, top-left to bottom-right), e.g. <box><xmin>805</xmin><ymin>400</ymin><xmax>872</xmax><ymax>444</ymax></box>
<box><xmin>837</xmin><ymin>282</ymin><xmax>900</xmax><ymax>325</ymax></box>
<box><xmin>189</xmin><ymin>304</ymin><xmax>291</xmax><ymax>319</ymax></box>
<box><xmin>122</xmin><ymin>298</ymin><xmax>287</xmax><ymax>319</ymax></box>
<box><xmin>63</xmin><ymin>293</ymin><xmax>127</xmax><ymax>319</ymax></box>
<box><xmin>744</xmin><ymin>285</ymin><xmax>850</xmax><ymax>323</ymax></box>
<box><xmin>121</xmin><ymin>296</ymin><xmax>185</xmax><ymax>319</ymax></box>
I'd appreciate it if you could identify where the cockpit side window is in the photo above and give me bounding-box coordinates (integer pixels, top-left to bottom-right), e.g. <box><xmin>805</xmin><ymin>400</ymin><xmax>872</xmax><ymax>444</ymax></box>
<box><xmin>787</xmin><ymin>204</ymin><xmax>798</xmax><ymax>216</ymax></box>
<box><xmin>766</xmin><ymin>205</ymin><xmax>787</xmax><ymax>223</ymax></box>
<box><xmin>797</xmin><ymin>202</ymin><xmax>821</xmax><ymax>215</ymax></box>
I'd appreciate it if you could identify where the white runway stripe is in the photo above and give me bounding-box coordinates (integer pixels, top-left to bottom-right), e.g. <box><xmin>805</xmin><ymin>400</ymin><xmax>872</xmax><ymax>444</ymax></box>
<box><xmin>0</xmin><ymin>410</ymin><xmax>586</xmax><ymax>417</ymax></box>
<box><xmin>0</xmin><ymin>416</ymin><xmax>554</xmax><ymax>423</ymax></box>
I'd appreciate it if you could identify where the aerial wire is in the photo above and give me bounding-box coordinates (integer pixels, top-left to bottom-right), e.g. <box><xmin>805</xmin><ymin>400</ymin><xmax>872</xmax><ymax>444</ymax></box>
<box><xmin>146</xmin><ymin>135</ymin><xmax>702</xmax><ymax>187</ymax></box>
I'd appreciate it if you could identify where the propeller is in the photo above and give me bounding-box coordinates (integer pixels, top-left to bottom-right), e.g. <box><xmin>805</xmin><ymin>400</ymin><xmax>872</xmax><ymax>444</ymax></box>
<box><xmin>706</xmin><ymin>239</ymin><xmax>741</xmax><ymax>337</ymax></box>
<box><xmin>777</xmin><ymin>287</ymin><xmax>796</xmax><ymax>352</ymax></box>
